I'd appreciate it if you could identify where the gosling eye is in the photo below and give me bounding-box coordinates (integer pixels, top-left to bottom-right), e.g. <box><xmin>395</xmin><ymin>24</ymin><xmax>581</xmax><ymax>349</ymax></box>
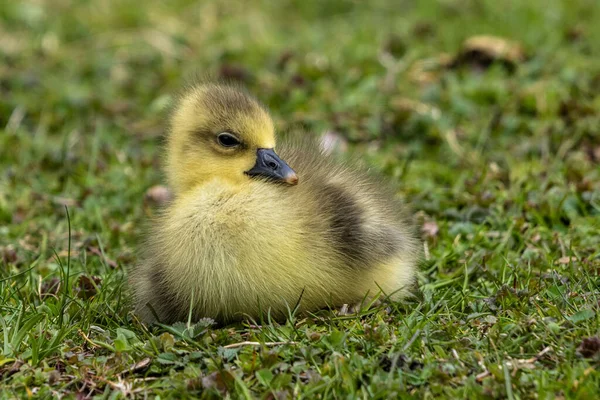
<box><xmin>217</xmin><ymin>132</ymin><xmax>241</xmax><ymax>148</ymax></box>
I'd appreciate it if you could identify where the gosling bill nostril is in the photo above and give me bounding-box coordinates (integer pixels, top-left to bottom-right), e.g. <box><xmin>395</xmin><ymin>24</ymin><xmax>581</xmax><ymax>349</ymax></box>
<box><xmin>246</xmin><ymin>148</ymin><xmax>298</xmax><ymax>185</ymax></box>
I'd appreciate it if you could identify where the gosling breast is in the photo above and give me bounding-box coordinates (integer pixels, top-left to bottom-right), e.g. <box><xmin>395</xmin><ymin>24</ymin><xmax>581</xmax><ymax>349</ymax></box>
<box><xmin>132</xmin><ymin>138</ymin><xmax>419</xmax><ymax>324</ymax></box>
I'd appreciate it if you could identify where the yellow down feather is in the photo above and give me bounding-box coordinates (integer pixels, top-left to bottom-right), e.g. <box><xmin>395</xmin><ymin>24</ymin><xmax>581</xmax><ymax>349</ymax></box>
<box><xmin>131</xmin><ymin>83</ymin><xmax>420</xmax><ymax>324</ymax></box>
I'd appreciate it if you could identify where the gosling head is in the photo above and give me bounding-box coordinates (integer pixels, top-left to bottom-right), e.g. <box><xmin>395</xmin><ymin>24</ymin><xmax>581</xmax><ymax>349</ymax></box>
<box><xmin>166</xmin><ymin>84</ymin><xmax>298</xmax><ymax>194</ymax></box>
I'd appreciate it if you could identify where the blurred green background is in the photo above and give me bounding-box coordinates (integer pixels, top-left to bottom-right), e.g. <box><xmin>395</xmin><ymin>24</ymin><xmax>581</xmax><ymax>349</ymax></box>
<box><xmin>1</xmin><ymin>0</ymin><xmax>599</xmax><ymax>398</ymax></box>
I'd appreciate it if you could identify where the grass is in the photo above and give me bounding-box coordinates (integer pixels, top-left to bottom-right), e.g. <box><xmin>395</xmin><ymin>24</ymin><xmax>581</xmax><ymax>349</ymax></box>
<box><xmin>1</xmin><ymin>0</ymin><xmax>599</xmax><ymax>398</ymax></box>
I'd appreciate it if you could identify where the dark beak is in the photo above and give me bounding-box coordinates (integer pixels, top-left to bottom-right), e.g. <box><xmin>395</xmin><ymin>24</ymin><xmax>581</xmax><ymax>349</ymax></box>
<box><xmin>245</xmin><ymin>148</ymin><xmax>298</xmax><ymax>185</ymax></box>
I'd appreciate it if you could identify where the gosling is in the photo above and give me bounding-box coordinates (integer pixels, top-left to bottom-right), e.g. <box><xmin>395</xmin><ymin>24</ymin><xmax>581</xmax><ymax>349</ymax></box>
<box><xmin>131</xmin><ymin>83</ymin><xmax>420</xmax><ymax>324</ymax></box>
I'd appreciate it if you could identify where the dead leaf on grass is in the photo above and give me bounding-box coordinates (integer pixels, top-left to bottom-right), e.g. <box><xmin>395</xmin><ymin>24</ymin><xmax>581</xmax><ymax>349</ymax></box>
<box><xmin>577</xmin><ymin>337</ymin><xmax>600</xmax><ymax>358</ymax></box>
<box><xmin>75</xmin><ymin>275</ymin><xmax>102</xmax><ymax>299</ymax></box>
<box><xmin>453</xmin><ymin>35</ymin><xmax>525</xmax><ymax>71</ymax></box>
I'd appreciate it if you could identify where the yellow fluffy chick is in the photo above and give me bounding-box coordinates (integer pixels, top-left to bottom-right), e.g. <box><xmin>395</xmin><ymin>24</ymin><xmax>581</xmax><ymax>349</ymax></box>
<box><xmin>131</xmin><ymin>83</ymin><xmax>420</xmax><ymax>324</ymax></box>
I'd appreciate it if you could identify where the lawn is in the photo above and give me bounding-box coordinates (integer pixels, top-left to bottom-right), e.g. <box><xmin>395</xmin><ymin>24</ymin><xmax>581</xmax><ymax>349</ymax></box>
<box><xmin>1</xmin><ymin>0</ymin><xmax>599</xmax><ymax>398</ymax></box>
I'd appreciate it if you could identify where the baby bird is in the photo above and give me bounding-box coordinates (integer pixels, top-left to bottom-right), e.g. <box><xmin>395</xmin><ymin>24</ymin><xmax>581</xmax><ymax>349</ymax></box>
<box><xmin>131</xmin><ymin>83</ymin><xmax>420</xmax><ymax>324</ymax></box>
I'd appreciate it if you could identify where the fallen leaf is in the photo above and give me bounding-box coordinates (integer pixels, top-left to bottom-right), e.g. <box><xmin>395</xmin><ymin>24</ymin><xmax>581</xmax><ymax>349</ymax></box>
<box><xmin>75</xmin><ymin>275</ymin><xmax>102</xmax><ymax>299</ymax></box>
<box><xmin>40</xmin><ymin>277</ymin><xmax>61</xmax><ymax>298</ymax></box>
<box><xmin>453</xmin><ymin>35</ymin><xmax>525</xmax><ymax>71</ymax></box>
<box><xmin>577</xmin><ymin>337</ymin><xmax>600</xmax><ymax>358</ymax></box>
